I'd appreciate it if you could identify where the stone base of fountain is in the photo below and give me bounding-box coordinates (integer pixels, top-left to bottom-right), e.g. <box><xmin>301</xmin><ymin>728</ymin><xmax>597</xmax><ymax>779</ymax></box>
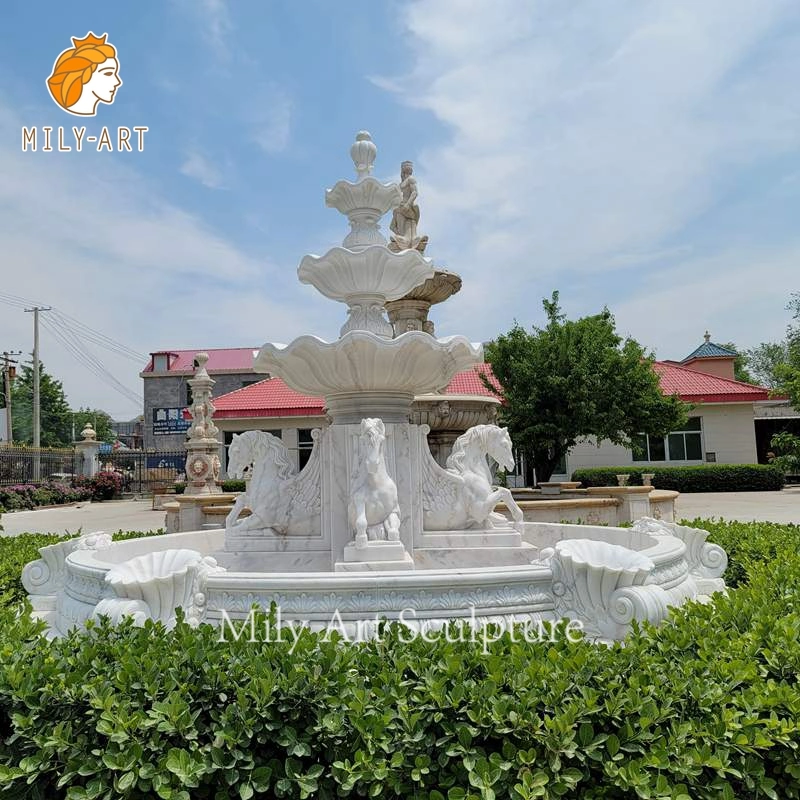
<box><xmin>24</xmin><ymin>516</ymin><xmax>727</xmax><ymax>643</ymax></box>
<box><xmin>336</xmin><ymin>540</ymin><xmax>415</xmax><ymax>571</ymax></box>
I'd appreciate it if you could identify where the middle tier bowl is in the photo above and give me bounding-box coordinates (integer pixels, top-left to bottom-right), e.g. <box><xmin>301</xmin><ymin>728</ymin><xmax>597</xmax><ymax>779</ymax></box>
<box><xmin>297</xmin><ymin>245</ymin><xmax>435</xmax><ymax>304</ymax></box>
<box><xmin>254</xmin><ymin>331</ymin><xmax>483</xmax><ymax>424</ymax></box>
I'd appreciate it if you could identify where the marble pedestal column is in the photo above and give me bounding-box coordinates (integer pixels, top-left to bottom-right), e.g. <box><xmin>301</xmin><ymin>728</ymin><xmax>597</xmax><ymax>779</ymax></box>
<box><xmin>321</xmin><ymin>420</ymin><xmax>425</xmax><ymax>570</ymax></box>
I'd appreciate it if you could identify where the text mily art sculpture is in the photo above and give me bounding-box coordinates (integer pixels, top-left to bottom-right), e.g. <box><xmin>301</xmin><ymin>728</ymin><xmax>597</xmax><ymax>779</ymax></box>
<box><xmin>26</xmin><ymin>132</ymin><xmax>728</xmax><ymax>642</ymax></box>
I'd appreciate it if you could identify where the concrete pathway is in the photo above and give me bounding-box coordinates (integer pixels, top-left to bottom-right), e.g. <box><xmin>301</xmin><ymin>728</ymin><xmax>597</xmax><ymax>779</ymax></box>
<box><xmin>675</xmin><ymin>486</ymin><xmax>800</xmax><ymax>524</ymax></box>
<box><xmin>1</xmin><ymin>489</ymin><xmax>797</xmax><ymax>538</ymax></box>
<box><xmin>1</xmin><ymin>499</ymin><xmax>165</xmax><ymax>538</ymax></box>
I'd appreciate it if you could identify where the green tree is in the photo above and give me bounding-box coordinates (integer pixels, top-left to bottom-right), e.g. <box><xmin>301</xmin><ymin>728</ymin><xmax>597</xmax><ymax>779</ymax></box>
<box><xmin>10</xmin><ymin>363</ymin><xmax>72</xmax><ymax>447</ymax></box>
<box><xmin>484</xmin><ymin>292</ymin><xmax>688</xmax><ymax>483</ymax></box>
<box><xmin>769</xmin><ymin>293</ymin><xmax>800</xmax><ymax>473</ymax></box>
<box><xmin>774</xmin><ymin>292</ymin><xmax>800</xmax><ymax>405</ymax></box>
<box><xmin>721</xmin><ymin>342</ymin><xmax>755</xmax><ymax>384</ymax></box>
<box><xmin>72</xmin><ymin>407</ymin><xmax>115</xmax><ymax>443</ymax></box>
<box><xmin>743</xmin><ymin>341</ymin><xmax>790</xmax><ymax>389</ymax></box>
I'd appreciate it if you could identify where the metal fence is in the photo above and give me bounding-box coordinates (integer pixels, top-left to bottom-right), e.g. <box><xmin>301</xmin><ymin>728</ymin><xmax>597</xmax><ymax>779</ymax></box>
<box><xmin>0</xmin><ymin>445</ymin><xmax>78</xmax><ymax>486</ymax></box>
<box><xmin>99</xmin><ymin>450</ymin><xmax>188</xmax><ymax>494</ymax></box>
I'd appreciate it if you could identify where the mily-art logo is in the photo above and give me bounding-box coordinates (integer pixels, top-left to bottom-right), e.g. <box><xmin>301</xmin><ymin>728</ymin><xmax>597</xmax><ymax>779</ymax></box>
<box><xmin>21</xmin><ymin>31</ymin><xmax>147</xmax><ymax>153</ymax></box>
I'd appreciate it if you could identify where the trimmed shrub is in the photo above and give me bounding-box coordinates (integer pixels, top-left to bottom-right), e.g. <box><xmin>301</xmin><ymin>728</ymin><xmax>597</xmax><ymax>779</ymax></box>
<box><xmin>0</xmin><ymin>530</ymin><xmax>165</xmax><ymax>609</ymax></box>
<box><xmin>75</xmin><ymin>470</ymin><xmax>124</xmax><ymax>501</ymax></box>
<box><xmin>0</xmin><ymin>482</ymin><xmax>93</xmax><ymax>511</ymax></box>
<box><xmin>572</xmin><ymin>464</ymin><xmax>785</xmax><ymax>492</ymax></box>
<box><xmin>0</xmin><ymin>523</ymin><xmax>798</xmax><ymax>797</ymax></box>
<box><xmin>176</xmin><ymin>480</ymin><xmax>242</xmax><ymax>494</ymax></box>
<box><xmin>689</xmin><ymin>517</ymin><xmax>800</xmax><ymax>588</ymax></box>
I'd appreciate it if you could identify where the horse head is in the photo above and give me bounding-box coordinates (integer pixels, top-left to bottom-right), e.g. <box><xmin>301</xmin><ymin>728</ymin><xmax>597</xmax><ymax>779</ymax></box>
<box><xmin>487</xmin><ymin>426</ymin><xmax>515</xmax><ymax>473</ymax></box>
<box><xmin>227</xmin><ymin>430</ymin><xmax>294</xmax><ymax>481</ymax></box>
<box><xmin>227</xmin><ymin>432</ymin><xmax>253</xmax><ymax>479</ymax></box>
<box><xmin>359</xmin><ymin>418</ymin><xmax>385</xmax><ymax>474</ymax></box>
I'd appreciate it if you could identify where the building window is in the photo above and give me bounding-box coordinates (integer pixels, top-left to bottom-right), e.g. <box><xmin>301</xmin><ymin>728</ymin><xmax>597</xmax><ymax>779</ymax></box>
<box><xmin>633</xmin><ymin>417</ymin><xmax>703</xmax><ymax>462</ymax></box>
<box><xmin>186</xmin><ymin>382</ymin><xmax>193</xmax><ymax>407</ymax></box>
<box><xmin>152</xmin><ymin>354</ymin><xmax>169</xmax><ymax>372</ymax></box>
<box><xmin>241</xmin><ymin>379</ymin><xmax>260</xmax><ymax>389</ymax></box>
<box><xmin>298</xmin><ymin>428</ymin><xmax>314</xmax><ymax>470</ymax></box>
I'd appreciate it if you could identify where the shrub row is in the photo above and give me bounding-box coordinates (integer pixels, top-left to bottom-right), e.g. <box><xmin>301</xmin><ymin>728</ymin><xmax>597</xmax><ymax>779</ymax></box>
<box><xmin>0</xmin><ymin>522</ymin><xmax>798</xmax><ymax>798</ymax></box>
<box><xmin>0</xmin><ymin>482</ymin><xmax>93</xmax><ymax>513</ymax></box>
<box><xmin>173</xmin><ymin>479</ymin><xmax>245</xmax><ymax>495</ymax></box>
<box><xmin>571</xmin><ymin>464</ymin><xmax>785</xmax><ymax>492</ymax></box>
<box><xmin>691</xmin><ymin>517</ymin><xmax>800</xmax><ymax>588</ymax></box>
<box><xmin>0</xmin><ymin>530</ymin><xmax>165</xmax><ymax>610</ymax></box>
<box><xmin>74</xmin><ymin>470</ymin><xmax>124</xmax><ymax>501</ymax></box>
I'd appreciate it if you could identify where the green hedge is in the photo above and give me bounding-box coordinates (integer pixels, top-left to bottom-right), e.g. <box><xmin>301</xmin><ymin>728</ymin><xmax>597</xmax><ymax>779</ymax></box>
<box><xmin>174</xmin><ymin>481</ymin><xmax>243</xmax><ymax>495</ymax></box>
<box><xmin>0</xmin><ymin>530</ymin><xmax>165</xmax><ymax>610</ymax></box>
<box><xmin>691</xmin><ymin>518</ymin><xmax>800</xmax><ymax>588</ymax></box>
<box><xmin>0</xmin><ymin>523</ymin><xmax>798</xmax><ymax>798</ymax></box>
<box><xmin>571</xmin><ymin>464</ymin><xmax>785</xmax><ymax>492</ymax></box>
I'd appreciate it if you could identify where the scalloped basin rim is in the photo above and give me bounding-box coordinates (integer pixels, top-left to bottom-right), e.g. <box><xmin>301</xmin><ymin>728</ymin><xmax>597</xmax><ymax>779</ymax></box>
<box><xmin>260</xmin><ymin>331</ymin><xmax>484</xmax><ymax>352</ymax></box>
<box><xmin>106</xmin><ymin>549</ymin><xmax>202</xmax><ymax>583</ymax></box>
<box><xmin>555</xmin><ymin>539</ymin><xmax>654</xmax><ymax>571</ymax></box>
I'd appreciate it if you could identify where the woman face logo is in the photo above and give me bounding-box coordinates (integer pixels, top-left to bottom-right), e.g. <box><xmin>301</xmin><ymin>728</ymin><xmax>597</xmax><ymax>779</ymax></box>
<box><xmin>46</xmin><ymin>32</ymin><xmax>122</xmax><ymax>117</ymax></box>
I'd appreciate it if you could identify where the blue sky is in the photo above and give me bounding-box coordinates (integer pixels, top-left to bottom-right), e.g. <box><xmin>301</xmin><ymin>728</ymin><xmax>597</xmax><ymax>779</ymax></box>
<box><xmin>1</xmin><ymin>0</ymin><xmax>799</xmax><ymax>419</ymax></box>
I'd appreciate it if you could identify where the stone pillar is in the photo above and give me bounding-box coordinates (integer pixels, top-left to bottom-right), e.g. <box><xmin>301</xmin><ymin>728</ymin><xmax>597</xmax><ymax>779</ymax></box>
<box><xmin>74</xmin><ymin>423</ymin><xmax>102</xmax><ymax>478</ymax></box>
<box><xmin>323</xmin><ymin>420</ymin><xmax>423</xmax><ymax>571</ymax></box>
<box><xmin>183</xmin><ymin>353</ymin><xmax>223</xmax><ymax>496</ymax></box>
<box><xmin>586</xmin><ymin>487</ymin><xmax>653</xmax><ymax>523</ymax></box>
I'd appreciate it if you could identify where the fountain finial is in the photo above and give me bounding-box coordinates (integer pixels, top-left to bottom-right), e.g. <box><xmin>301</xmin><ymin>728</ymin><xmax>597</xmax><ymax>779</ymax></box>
<box><xmin>350</xmin><ymin>131</ymin><xmax>377</xmax><ymax>181</ymax></box>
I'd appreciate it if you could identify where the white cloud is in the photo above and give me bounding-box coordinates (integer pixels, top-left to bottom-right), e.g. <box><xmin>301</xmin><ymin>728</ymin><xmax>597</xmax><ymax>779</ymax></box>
<box><xmin>248</xmin><ymin>86</ymin><xmax>293</xmax><ymax>154</ymax></box>
<box><xmin>180</xmin><ymin>149</ymin><xmax>226</xmax><ymax>188</ymax></box>
<box><xmin>174</xmin><ymin>0</ymin><xmax>232</xmax><ymax>59</ymax></box>
<box><xmin>377</xmin><ymin>0</ymin><xmax>800</xmax><ymax>347</ymax></box>
<box><xmin>0</xmin><ymin>100</ymin><xmax>325</xmax><ymax>418</ymax></box>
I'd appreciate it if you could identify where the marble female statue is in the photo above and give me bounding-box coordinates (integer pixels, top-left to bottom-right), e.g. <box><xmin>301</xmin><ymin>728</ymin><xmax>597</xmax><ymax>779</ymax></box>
<box><xmin>348</xmin><ymin>418</ymin><xmax>401</xmax><ymax>548</ymax></box>
<box><xmin>422</xmin><ymin>424</ymin><xmax>524</xmax><ymax>531</ymax></box>
<box><xmin>46</xmin><ymin>32</ymin><xmax>122</xmax><ymax>116</ymax></box>
<box><xmin>389</xmin><ymin>161</ymin><xmax>429</xmax><ymax>253</ymax></box>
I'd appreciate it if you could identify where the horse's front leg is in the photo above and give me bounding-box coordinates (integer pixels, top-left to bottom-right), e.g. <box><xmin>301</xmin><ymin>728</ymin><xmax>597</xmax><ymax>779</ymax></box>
<box><xmin>384</xmin><ymin>506</ymin><xmax>401</xmax><ymax>542</ymax></box>
<box><xmin>225</xmin><ymin>493</ymin><xmax>246</xmax><ymax>528</ymax></box>
<box><xmin>493</xmin><ymin>486</ymin><xmax>524</xmax><ymax>531</ymax></box>
<box><xmin>354</xmin><ymin>501</ymin><xmax>368</xmax><ymax>549</ymax></box>
<box><xmin>475</xmin><ymin>488</ymin><xmax>523</xmax><ymax>530</ymax></box>
<box><xmin>225</xmin><ymin>494</ymin><xmax>243</xmax><ymax>528</ymax></box>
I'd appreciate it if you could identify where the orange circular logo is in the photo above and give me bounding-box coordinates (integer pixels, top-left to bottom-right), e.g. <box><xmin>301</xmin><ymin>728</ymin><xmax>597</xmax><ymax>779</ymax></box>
<box><xmin>46</xmin><ymin>32</ymin><xmax>122</xmax><ymax>116</ymax></box>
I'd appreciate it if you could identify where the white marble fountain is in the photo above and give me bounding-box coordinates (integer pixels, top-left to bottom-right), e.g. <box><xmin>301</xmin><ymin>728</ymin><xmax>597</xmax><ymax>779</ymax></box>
<box><xmin>24</xmin><ymin>132</ymin><xmax>728</xmax><ymax>641</ymax></box>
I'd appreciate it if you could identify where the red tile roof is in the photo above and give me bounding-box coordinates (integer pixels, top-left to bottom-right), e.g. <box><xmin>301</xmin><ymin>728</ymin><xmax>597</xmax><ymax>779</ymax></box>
<box><xmin>214</xmin><ymin>379</ymin><xmax>325</xmax><ymax>419</ymax></box>
<box><xmin>142</xmin><ymin>348</ymin><xmax>260</xmax><ymax>374</ymax></box>
<box><xmin>444</xmin><ymin>363</ymin><xmax>501</xmax><ymax>396</ymax></box>
<box><xmin>196</xmin><ymin>357</ymin><xmax>770</xmax><ymax>420</ymax></box>
<box><xmin>212</xmin><ymin>364</ymin><xmax>500</xmax><ymax>419</ymax></box>
<box><xmin>653</xmin><ymin>361</ymin><xmax>769</xmax><ymax>403</ymax></box>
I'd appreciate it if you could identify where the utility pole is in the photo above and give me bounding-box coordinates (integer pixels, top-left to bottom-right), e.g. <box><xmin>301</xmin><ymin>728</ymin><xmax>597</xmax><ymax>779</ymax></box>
<box><xmin>24</xmin><ymin>306</ymin><xmax>51</xmax><ymax>479</ymax></box>
<box><xmin>2</xmin><ymin>351</ymin><xmax>21</xmax><ymax>443</ymax></box>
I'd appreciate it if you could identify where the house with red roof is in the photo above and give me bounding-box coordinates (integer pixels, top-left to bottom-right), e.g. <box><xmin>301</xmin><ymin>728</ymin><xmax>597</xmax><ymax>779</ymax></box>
<box><xmin>140</xmin><ymin>348</ymin><xmax>264</xmax><ymax>450</ymax></box>
<box><xmin>141</xmin><ymin>334</ymin><xmax>778</xmax><ymax>483</ymax></box>
<box><xmin>554</xmin><ymin>333</ymin><xmax>772</xmax><ymax>482</ymax></box>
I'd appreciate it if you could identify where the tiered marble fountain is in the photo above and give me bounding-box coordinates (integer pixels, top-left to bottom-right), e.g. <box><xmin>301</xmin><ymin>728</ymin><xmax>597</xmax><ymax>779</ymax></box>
<box><xmin>24</xmin><ymin>132</ymin><xmax>728</xmax><ymax>641</ymax></box>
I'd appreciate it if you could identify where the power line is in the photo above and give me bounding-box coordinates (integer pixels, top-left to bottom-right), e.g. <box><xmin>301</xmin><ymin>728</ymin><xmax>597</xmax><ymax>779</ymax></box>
<box><xmin>40</xmin><ymin>316</ymin><xmax>142</xmax><ymax>407</ymax></box>
<box><xmin>0</xmin><ymin>292</ymin><xmax>147</xmax><ymax>363</ymax></box>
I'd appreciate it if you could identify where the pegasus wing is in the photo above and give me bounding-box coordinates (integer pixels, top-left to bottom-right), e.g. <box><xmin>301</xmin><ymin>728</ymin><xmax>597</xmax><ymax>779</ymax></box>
<box><xmin>285</xmin><ymin>432</ymin><xmax>322</xmax><ymax>514</ymax></box>
<box><xmin>421</xmin><ymin>443</ymin><xmax>462</xmax><ymax>513</ymax></box>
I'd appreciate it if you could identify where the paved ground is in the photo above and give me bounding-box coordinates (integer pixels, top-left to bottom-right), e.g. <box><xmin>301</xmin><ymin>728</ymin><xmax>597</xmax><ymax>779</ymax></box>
<box><xmin>1</xmin><ymin>489</ymin><xmax>798</xmax><ymax>538</ymax></box>
<box><xmin>1</xmin><ymin>499</ymin><xmax>166</xmax><ymax>538</ymax></box>
<box><xmin>674</xmin><ymin>486</ymin><xmax>800</xmax><ymax>524</ymax></box>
